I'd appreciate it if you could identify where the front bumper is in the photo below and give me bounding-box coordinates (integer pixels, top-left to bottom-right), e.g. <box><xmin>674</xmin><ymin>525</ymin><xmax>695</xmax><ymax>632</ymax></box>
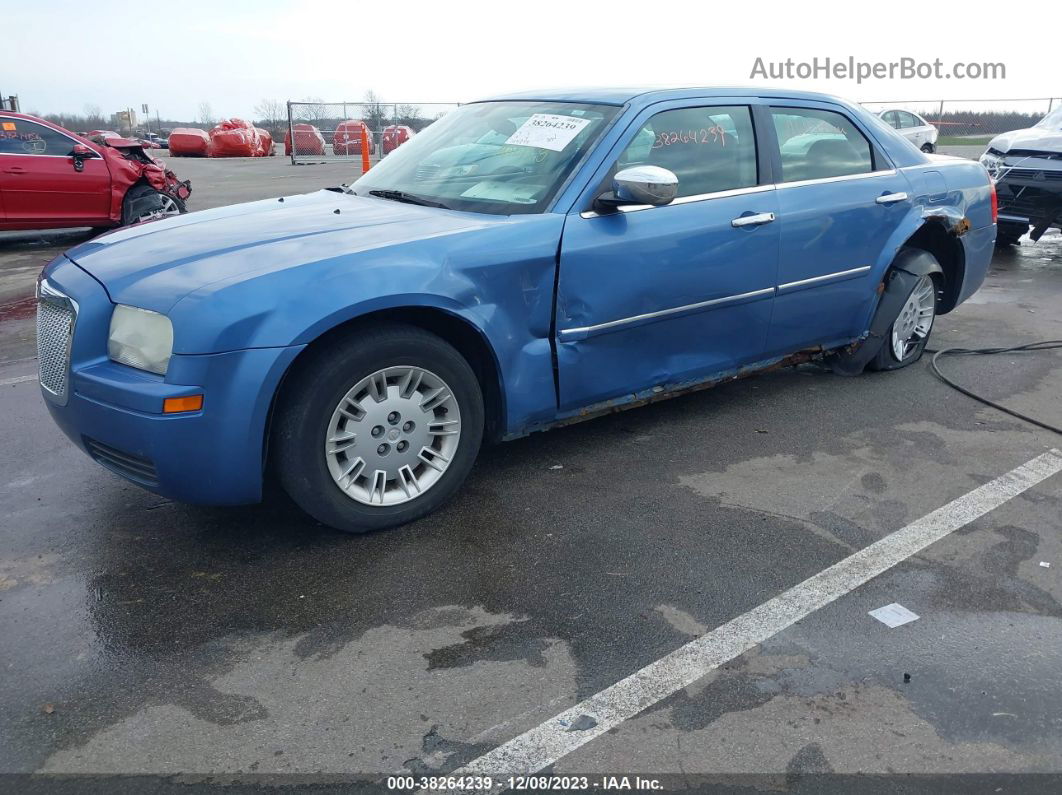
<box><xmin>995</xmin><ymin>157</ymin><xmax>1062</xmax><ymax>238</ymax></box>
<box><xmin>40</xmin><ymin>256</ymin><xmax>303</xmax><ymax>505</ymax></box>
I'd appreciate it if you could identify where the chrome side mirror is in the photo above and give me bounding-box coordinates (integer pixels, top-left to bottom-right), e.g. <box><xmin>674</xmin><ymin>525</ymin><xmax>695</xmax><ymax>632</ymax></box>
<box><xmin>595</xmin><ymin>166</ymin><xmax>678</xmax><ymax>213</ymax></box>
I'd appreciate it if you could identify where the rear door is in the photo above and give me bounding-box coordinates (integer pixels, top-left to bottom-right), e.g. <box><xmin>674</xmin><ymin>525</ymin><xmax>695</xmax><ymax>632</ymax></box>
<box><xmin>764</xmin><ymin>103</ymin><xmax>911</xmax><ymax>354</ymax></box>
<box><xmin>903</xmin><ymin>112</ymin><xmax>932</xmax><ymax>148</ymax></box>
<box><xmin>0</xmin><ymin>117</ymin><xmax>111</xmax><ymax>226</ymax></box>
<box><xmin>555</xmin><ymin>100</ymin><xmax>779</xmax><ymax>410</ymax></box>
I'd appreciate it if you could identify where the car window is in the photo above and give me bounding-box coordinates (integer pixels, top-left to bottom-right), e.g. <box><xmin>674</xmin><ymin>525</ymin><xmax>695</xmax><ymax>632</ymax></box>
<box><xmin>899</xmin><ymin>112</ymin><xmax>920</xmax><ymax>129</ymax></box>
<box><xmin>614</xmin><ymin>106</ymin><xmax>758</xmax><ymax>198</ymax></box>
<box><xmin>881</xmin><ymin>111</ymin><xmax>901</xmax><ymax>129</ymax></box>
<box><xmin>771</xmin><ymin>107</ymin><xmax>874</xmax><ymax>182</ymax></box>
<box><xmin>353</xmin><ymin>101</ymin><xmax>618</xmax><ymax>215</ymax></box>
<box><xmin>0</xmin><ymin>118</ymin><xmax>78</xmax><ymax>156</ymax></box>
<box><xmin>1035</xmin><ymin>107</ymin><xmax>1062</xmax><ymax>130</ymax></box>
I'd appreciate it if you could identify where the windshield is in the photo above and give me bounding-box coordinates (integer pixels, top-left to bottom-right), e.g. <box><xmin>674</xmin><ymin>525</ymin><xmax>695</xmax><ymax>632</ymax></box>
<box><xmin>1035</xmin><ymin>107</ymin><xmax>1062</xmax><ymax>131</ymax></box>
<box><xmin>351</xmin><ymin>101</ymin><xmax>619</xmax><ymax>215</ymax></box>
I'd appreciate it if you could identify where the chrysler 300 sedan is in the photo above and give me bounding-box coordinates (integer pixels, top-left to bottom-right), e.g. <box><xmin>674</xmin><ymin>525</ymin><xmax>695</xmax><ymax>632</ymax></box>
<box><xmin>37</xmin><ymin>88</ymin><xmax>996</xmax><ymax>532</ymax></box>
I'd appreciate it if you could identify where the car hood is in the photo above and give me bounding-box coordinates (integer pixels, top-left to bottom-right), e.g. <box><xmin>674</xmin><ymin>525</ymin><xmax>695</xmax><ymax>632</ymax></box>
<box><xmin>987</xmin><ymin>127</ymin><xmax>1062</xmax><ymax>155</ymax></box>
<box><xmin>65</xmin><ymin>189</ymin><xmax>502</xmax><ymax>311</ymax></box>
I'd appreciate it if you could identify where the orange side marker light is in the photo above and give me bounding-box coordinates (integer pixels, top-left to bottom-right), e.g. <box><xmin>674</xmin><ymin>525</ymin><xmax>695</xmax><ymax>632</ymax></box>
<box><xmin>163</xmin><ymin>395</ymin><xmax>204</xmax><ymax>413</ymax></box>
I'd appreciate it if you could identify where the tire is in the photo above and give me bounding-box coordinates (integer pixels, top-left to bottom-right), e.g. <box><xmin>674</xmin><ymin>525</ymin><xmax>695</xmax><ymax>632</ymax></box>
<box><xmin>121</xmin><ymin>183</ymin><xmax>186</xmax><ymax>226</ymax></box>
<box><xmin>868</xmin><ymin>271</ymin><xmax>940</xmax><ymax>371</ymax></box>
<box><xmin>920</xmin><ymin>142</ymin><xmax>935</xmax><ymax>153</ymax></box>
<box><xmin>995</xmin><ymin>221</ymin><xmax>1027</xmax><ymax>247</ymax></box>
<box><xmin>272</xmin><ymin>323</ymin><xmax>484</xmax><ymax>533</ymax></box>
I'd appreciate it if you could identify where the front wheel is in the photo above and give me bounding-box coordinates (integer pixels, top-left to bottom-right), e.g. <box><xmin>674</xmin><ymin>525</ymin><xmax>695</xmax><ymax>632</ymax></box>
<box><xmin>121</xmin><ymin>183</ymin><xmax>185</xmax><ymax>226</ymax></box>
<box><xmin>869</xmin><ymin>273</ymin><xmax>939</xmax><ymax>371</ymax></box>
<box><xmin>273</xmin><ymin>324</ymin><xmax>484</xmax><ymax>533</ymax></box>
<box><xmin>920</xmin><ymin>142</ymin><xmax>935</xmax><ymax>153</ymax></box>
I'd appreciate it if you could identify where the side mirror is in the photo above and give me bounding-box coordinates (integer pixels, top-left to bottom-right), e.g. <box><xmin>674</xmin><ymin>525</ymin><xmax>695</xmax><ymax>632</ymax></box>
<box><xmin>594</xmin><ymin>165</ymin><xmax>678</xmax><ymax>213</ymax></box>
<box><xmin>70</xmin><ymin>144</ymin><xmax>96</xmax><ymax>172</ymax></box>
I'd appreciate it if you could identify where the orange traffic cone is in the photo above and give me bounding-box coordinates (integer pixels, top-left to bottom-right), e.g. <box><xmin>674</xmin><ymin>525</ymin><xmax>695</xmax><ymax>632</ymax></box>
<box><xmin>361</xmin><ymin>133</ymin><xmax>371</xmax><ymax>174</ymax></box>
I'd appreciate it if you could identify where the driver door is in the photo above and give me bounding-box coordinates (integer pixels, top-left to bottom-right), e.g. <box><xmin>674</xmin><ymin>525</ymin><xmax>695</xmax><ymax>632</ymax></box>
<box><xmin>555</xmin><ymin>101</ymin><xmax>779</xmax><ymax>411</ymax></box>
<box><xmin>0</xmin><ymin>117</ymin><xmax>111</xmax><ymax>226</ymax></box>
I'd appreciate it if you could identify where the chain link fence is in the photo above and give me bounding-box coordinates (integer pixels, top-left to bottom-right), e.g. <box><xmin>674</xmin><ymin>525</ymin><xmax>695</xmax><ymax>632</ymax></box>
<box><xmin>285</xmin><ymin>101</ymin><xmax>459</xmax><ymax>165</ymax></box>
<box><xmin>861</xmin><ymin>98</ymin><xmax>1060</xmax><ymax>155</ymax></box>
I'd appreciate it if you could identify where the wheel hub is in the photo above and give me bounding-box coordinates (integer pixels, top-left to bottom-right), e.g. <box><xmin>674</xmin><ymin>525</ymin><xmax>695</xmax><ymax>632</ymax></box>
<box><xmin>891</xmin><ymin>274</ymin><xmax>936</xmax><ymax>361</ymax></box>
<box><xmin>324</xmin><ymin>365</ymin><xmax>461</xmax><ymax>506</ymax></box>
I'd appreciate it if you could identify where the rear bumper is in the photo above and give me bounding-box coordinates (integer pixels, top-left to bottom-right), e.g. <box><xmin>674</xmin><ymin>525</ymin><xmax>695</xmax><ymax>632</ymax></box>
<box><xmin>956</xmin><ymin>223</ymin><xmax>996</xmax><ymax>307</ymax></box>
<box><xmin>40</xmin><ymin>255</ymin><xmax>303</xmax><ymax>505</ymax></box>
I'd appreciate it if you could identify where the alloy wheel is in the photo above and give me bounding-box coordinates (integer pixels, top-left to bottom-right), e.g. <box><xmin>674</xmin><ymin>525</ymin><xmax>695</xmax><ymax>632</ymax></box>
<box><xmin>136</xmin><ymin>195</ymin><xmax>181</xmax><ymax>223</ymax></box>
<box><xmin>891</xmin><ymin>274</ymin><xmax>936</xmax><ymax>361</ymax></box>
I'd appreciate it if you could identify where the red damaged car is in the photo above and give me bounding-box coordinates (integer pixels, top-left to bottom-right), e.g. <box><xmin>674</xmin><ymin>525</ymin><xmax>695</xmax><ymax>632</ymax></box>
<box><xmin>332</xmin><ymin>120</ymin><xmax>374</xmax><ymax>155</ymax></box>
<box><xmin>0</xmin><ymin>112</ymin><xmax>191</xmax><ymax>231</ymax></box>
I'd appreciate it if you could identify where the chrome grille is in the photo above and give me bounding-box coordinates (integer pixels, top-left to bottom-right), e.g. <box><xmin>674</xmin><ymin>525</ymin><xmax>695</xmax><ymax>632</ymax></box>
<box><xmin>36</xmin><ymin>284</ymin><xmax>76</xmax><ymax>402</ymax></box>
<box><xmin>1003</xmin><ymin>168</ymin><xmax>1062</xmax><ymax>183</ymax></box>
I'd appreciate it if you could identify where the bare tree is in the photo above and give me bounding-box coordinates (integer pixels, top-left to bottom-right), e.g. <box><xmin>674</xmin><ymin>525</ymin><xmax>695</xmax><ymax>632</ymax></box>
<box><xmin>253</xmin><ymin>98</ymin><xmax>285</xmax><ymax>134</ymax></box>
<box><xmin>396</xmin><ymin>104</ymin><xmax>423</xmax><ymax>129</ymax></box>
<box><xmin>295</xmin><ymin>96</ymin><xmax>328</xmax><ymax>125</ymax></box>
<box><xmin>197</xmin><ymin>101</ymin><xmax>215</xmax><ymax>127</ymax></box>
<box><xmin>83</xmin><ymin>103</ymin><xmax>104</xmax><ymax>128</ymax></box>
<box><xmin>363</xmin><ymin>90</ymin><xmax>390</xmax><ymax>132</ymax></box>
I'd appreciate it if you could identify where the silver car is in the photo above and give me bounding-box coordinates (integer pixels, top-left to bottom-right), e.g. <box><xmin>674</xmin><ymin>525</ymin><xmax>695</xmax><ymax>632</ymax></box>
<box><xmin>878</xmin><ymin>109</ymin><xmax>939</xmax><ymax>153</ymax></box>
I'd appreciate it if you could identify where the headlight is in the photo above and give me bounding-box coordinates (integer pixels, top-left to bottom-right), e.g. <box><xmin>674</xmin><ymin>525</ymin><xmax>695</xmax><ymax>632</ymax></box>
<box><xmin>979</xmin><ymin>151</ymin><xmax>1004</xmax><ymax>179</ymax></box>
<box><xmin>108</xmin><ymin>305</ymin><xmax>173</xmax><ymax>375</ymax></box>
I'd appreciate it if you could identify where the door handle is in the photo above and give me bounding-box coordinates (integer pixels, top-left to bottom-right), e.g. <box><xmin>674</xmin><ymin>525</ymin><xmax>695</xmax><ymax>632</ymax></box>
<box><xmin>3</xmin><ymin>166</ymin><xmax>26</xmax><ymax>174</ymax></box>
<box><xmin>875</xmin><ymin>192</ymin><xmax>908</xmax><ymax>205</ymax></box>
<box><xmin>731</xmin><ymin>212</ymin><xmax>775</xmax><ymax>228</ymax></box>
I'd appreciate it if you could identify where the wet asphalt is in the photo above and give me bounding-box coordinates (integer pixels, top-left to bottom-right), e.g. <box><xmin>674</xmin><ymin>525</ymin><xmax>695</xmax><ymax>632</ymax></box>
<box><xmin>0</xmin><ymin>158</ymin><xmax>1060</xmax><ymax>783</ymax></box>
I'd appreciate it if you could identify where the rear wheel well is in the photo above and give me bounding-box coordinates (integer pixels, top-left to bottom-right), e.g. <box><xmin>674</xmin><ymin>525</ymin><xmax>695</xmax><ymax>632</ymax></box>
<box><xmin>272</xmin><ymin>308</ymin><xmax>505</xmax><ymax>449</ymax></box>
<box><xmin>903</xmin><ymin>221</ymin><xmax>964</xmax><ymax>313</ymax></box>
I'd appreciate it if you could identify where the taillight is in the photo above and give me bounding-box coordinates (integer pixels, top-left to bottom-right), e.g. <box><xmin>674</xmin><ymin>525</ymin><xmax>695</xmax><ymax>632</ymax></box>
<box><xmin>990</xmin><ymin>180</ymin><xmax>998</xmax><ymax>223</ymax></box>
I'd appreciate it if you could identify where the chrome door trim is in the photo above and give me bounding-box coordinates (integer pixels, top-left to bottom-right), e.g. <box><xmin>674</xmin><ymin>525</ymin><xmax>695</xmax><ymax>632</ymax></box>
<box><xmin>774</xmin><ymin>169</ymin><xmax>897</xmax><ymax>190</ymax></box>
<box><xmin>0</xmin><ymin>151</ymin><xmax>99</xmax><ymax>159</ymax></box>
<box><xmin>579</xmin><ymin>169</ymin><xmax>899</xmax><ymax>219</ymax></box>
<box><xmin>558</xmin><ymin>287</ymin><xmax>775</xmax><ymax>342</ymax></box>
<box><xmin>580</xmin><ymin>184</ymin><xmax>774</xmax><ymax>219</ymax></box>
<box><xmin>777</xmin><ymin>265</ymin><xmax>872</xmax><ymax>292</ymax></box>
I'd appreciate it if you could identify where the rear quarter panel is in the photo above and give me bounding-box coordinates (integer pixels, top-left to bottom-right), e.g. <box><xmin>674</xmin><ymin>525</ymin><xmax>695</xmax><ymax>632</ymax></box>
<box><xmin>928</xmin><ymin>156</ymin><xmax>996</xmax><ymax>305</ymax></box>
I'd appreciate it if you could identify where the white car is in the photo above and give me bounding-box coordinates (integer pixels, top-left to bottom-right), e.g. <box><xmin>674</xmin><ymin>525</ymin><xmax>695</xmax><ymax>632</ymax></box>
<box><xmin>878</xmin><ymin>109</ymin><xmax>939</xmax><ymax>153</ymax></box>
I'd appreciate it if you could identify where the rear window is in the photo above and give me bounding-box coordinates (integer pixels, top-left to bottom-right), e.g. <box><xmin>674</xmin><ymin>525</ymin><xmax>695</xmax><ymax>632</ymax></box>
<box><xmin>771</xmin><ymin>108</ymin><xmax>874</xmax><ymax>182</ymax></box>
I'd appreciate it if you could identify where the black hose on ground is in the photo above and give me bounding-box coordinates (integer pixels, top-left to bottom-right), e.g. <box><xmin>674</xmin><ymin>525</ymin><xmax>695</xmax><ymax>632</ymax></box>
<box><xmin>927</xmin><ymin>341</ymin><xmax>1062</xmax><ymax>436</ymax></box>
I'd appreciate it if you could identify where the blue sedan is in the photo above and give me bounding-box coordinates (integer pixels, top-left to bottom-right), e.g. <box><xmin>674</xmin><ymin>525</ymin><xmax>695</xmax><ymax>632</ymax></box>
<box><xmin>36</xmin><ymin>87</ymin><xmax>997</xmax><ymax>532</ymax></box>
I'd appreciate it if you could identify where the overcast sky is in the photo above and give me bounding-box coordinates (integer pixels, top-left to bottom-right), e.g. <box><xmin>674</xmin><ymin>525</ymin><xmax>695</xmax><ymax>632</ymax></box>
<box><xmin>3</xmin><ymin>0</ymin><xmax>1057</xmax><ymax>123</ymax></box>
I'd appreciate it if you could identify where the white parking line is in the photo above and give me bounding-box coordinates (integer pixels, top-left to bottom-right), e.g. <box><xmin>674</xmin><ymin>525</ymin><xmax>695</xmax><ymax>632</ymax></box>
<box><xmin>0</xmin><ymin>374</ymin><xmax>36</xmax><ymax>386</ymax></box>
<box><xmin>452</xmin><ymin>449</ymin><xmax>1062</xmax><ymax>779</ymax></box>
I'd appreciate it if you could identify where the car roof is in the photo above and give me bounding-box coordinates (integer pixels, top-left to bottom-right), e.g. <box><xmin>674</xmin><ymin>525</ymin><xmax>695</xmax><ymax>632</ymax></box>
<box><xmin>476</xmin><ymin>86</ymin><xmax>856</xmax><ymax>107</ymax></box>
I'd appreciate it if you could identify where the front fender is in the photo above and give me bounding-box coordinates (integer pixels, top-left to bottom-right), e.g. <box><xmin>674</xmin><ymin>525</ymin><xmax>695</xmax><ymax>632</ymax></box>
<box><xmin>167</xmin><ymin>216</ymin><xmax>565</xmax><ymax>435</ymax></box>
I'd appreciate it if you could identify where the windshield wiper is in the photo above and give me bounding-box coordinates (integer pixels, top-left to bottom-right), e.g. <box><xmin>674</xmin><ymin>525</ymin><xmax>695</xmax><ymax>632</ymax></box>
<box><xmin>367</xmin><ymin>189</ymin><xmax>451</xmax><ymax>209</ymax></box>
